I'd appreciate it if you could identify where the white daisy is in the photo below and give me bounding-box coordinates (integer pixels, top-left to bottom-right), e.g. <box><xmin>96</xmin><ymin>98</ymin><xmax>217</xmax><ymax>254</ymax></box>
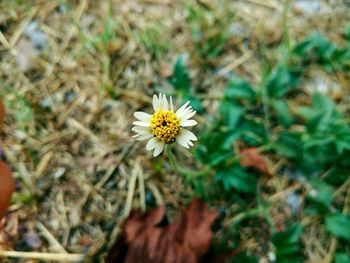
<box><xmin>132</xmin><ymin>93</ymin><xmax>198</xmax><ymax>157</ymax></box>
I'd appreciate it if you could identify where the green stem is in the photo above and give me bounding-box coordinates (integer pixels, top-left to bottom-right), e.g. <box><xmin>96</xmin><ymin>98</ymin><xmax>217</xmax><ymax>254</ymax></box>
<box><xmin>166</xmin><ymin>146</ymin><xmax>211</xmax><ymax>178</ymax></box>
<box><xmin>282</xmin><ymin>0</ymin><xmax>292</xmax><ymax>55</ymax></box>
<box><xmin>230</xmin><ymin>207</ymin><xmax>261</xmax><ymax>226</ymax></box>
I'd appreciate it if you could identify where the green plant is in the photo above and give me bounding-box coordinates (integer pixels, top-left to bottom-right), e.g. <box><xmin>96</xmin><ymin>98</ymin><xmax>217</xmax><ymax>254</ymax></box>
<box><xmin>171</xmin><ymin>26</ymin><xmax>350</xmax><ymax>260</ymax></box>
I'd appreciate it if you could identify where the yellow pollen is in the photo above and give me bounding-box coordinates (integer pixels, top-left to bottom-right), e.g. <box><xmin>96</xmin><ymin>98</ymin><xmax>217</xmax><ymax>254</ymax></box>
<box><xmin>150</xmin><ymin>110</ymin><xmax>180</xmax><ymax>144</ymax></box>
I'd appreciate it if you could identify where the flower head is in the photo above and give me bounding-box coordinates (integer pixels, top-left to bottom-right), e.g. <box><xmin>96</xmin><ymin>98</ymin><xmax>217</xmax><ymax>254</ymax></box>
<box><xmin>132</xmin><ymin>93</ymin><xmax>198</xmax><ymax>157</ymax></box>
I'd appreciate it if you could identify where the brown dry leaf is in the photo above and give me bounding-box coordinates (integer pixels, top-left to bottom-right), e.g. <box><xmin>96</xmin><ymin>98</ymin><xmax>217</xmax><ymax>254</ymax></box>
<box><xmin>0</xmin><ymin>100</ymin><xmax>14</xmax><ymax>221</ymax></box>
<box><xmin>106</xmin><ymin>199</ymin><xmax>219</xmax><ymax>263</ymax></box>
<box><xmin>239</xmin><ymin>147</ymin><xmax>270</xmax><ymax>175</ymax></box>
<box><xmin>0</xmin><ymin>161</ymin><xmax>14</xmax><ymax>221</ymax></box>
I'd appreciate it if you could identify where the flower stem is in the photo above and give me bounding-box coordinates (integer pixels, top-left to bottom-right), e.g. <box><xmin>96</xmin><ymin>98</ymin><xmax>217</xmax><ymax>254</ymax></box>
<box><xmin>165</xmin><ymin>146</ymin><xmax>211</xmax><ymax>178</ymax></box>
<box><xmin>230</xmin><ymin>207</ymin><xmax>261</xmax><ymax>226</ymax></box>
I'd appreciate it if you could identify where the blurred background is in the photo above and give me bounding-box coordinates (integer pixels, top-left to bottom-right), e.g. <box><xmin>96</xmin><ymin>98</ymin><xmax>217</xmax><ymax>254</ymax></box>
<box><xmin>1</xmin><ymin>0</ymin><xmax>350</xmax><ymax>262</ymax></box>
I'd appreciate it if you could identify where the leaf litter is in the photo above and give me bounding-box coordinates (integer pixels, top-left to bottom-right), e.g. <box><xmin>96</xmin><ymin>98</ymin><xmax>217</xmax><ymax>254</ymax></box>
<box><xmin>106</xmin><ymin>199</ymin><xmax>219</xmax><ymax>263</ymax></box>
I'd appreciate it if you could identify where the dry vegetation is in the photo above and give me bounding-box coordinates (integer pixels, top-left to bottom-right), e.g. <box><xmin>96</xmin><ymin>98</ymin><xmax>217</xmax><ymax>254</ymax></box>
<box><xmin>0</xmin><ymin>0</ymin><xmax>350</xmax><ymax>262</ymax></box>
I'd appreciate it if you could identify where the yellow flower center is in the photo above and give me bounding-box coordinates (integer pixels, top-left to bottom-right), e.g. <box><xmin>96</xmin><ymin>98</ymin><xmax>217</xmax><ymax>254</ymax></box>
<box><xmin>150</xmin><ymin>110</ymin><xmax>180</xmax><ymax>144</ymax></box>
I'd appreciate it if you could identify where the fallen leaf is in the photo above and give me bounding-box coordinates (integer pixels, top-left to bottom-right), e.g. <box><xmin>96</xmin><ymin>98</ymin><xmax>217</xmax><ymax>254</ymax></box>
<box><xmin>0</xmin><ymin>161</ymin><xmax>14</xmax><ymax>221</ymax></box>
<box><xmin>239</xmin><ymin>147</ymin><xmax>270</xmax><ymax>175</ymax></box>
<box><xmin>106</xmin><ymin>199</ymin><xmax>219</xmax><ymax>263</ymax></box>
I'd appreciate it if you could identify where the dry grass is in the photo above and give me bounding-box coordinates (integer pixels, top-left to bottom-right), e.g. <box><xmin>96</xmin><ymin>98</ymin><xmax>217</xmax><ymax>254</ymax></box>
<box><xmin>0</xmin><ymin>0</ymin><xmax>349</xmax><ymax>262</ymax></box>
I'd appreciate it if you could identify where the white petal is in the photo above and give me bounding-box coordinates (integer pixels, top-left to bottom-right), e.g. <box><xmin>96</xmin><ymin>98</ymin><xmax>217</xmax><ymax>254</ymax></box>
<box><xmin>153</xmin><ymin>94</ymin><xmax>160</xmax><ymax>111</ymax></box>
<box><xmin>134</xmin><ymin>130</ymin><xmax>152</xmax><ymax>137</ymax></box>
<box><xmin>134</xmin><ymin>112</ymin><xmax>152</xmax><ymax>122</ymax></box>
<box><xmin>136</xmin><ymin>134</ymin><xmax>153</xmax><ymax>141</ymax></box>
<box><xmin>133</xmin><ymin>130</ymin><xmax>151</xmax><ymax>137</ymax></box>
<box><xmin>181</xmin><ymin>119</ymin><xmax>198</xmax><ymax>127</ymax></box>
<box><xmin>170</xmin><ymin>96</ymin><xmax>174</xmax><ymax>111</ymax></box>
<box><xmin>176</xmin><ymin>108</ymin><xmax>187</xmax><ymax>119</ymax></box>
<box><xmin>146</xmin><ymin>137</ymin><xmax>158</xmax><ymax>151</ymax></box>
<box><xmin>133</xmin><ymin>121</ymin><xmax>150</xmax><ymax>127</ymax></box>
<box><xmin>161</xmin><ymin>94</ymin><xmax>168</xmax><ymax>110</ymax></box>
<box><xmin>153</xmin><ymin>141</ymin><xmax>165</xmax><ymax>157</ymax></box>
<box><xmin>132</xmin><ymin>126</ymin><xmax>150</xmax><ymax>132</ymax></box>
<box><xmin>181</xmin><ymin>129</ymin><xmax>197</xmax><ymax>141</ymax></box>
<box><xmin>177</xmin><ymin>107</ymin><xmax>194</xmax><ymax>120</ymax></box>
<box><xmin>175</xmin><ymin>101</ymin><xmax>190</xmax><ymax>116</ymax></box>
<box><xmin>176</xmin><ymin>134</ymin><xmax>190</xmax><ymax>149</ymax></box>
<box><xmin>180</xmin><ymin>110</ymin><xmax>196</xmax><ymax>121</ymax></box>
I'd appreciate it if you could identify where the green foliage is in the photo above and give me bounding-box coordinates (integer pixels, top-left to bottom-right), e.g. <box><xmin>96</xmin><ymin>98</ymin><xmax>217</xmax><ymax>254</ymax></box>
<box><xmin>138</xmin><ymin>23</ymin><xmax>171</xmax><ymax>59</ymax></box>
<box><xmin>215</xmin><ymin>165</ymin><xmax>257</xmax><ymax>193</ymax></box>
<box><xmin>273</xmin><ymin>91</ymin><xmax>350</xmax><ymax>176</ymax></box>
<box><xmin>265</xmin><ymin>65</ymin><xmax>300</xmax><ymax>98</ymax></box>
<box><xmin>186</xmin><ymin>1</ymin><xmax>233</xmax><ymax>64</ymax></box>
<box><xmin>0</xmin><ymin>82</ymin><xmax>34</xmax><ymax>130</ymax></box>
<box><xmin>293</xmin><ymin>32</ymin><xmax>350</xmax><ymax>72</ymax></box>
<box><xmin>272</xmin><ymin>224</ymin><xmax>304</xmax><ymax>263</ymax></box>
<box><xmin>307</xmin><ymin>179</ymin><xmax>333</xmax><ymax>213</ymax></box>
<box><xmin>224</xmin><ymin>79</ymin><xmax>256</xmax><ymax>100</ymax></box>
<box><xmin>169</xmin><ymin>57</ymin><xmax>191</xmax><ymax>92</ymax></box>
<box><xmin>168</xmin><ymin>57</ymin><xmax>203</xmax><ymax>112</ymax></box>
<box><xmin>335</xmin><ymin>253</ymin><xmax>350</xmax><ymax>263</ymax></box>
<box><xmin>325</xmin><ymin>213</ymin><xmax>350</xmax><ymax>241</ymax></box>
<box><xmin>271</xmin><ymin>100</ymin><xmax>293</xmax><ymax>127</ymax></box>
<box><xmin>172</xmin><ymin>26</ymin><xmax>350</xmax><ymax>261</ymax></box>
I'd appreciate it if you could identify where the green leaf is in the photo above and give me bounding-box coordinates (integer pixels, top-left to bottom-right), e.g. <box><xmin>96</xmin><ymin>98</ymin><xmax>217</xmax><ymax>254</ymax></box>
<box><xmin>335</xmin><ymin>253</ymin><xmax>350</xmax><ymax>263</ymax></box>
<box><xmin>224</xmin><ymin>79</ymin><xmax>256</xmax><ymax>100</ymax></box>
<box><xmin>265</xmin><ymin>65</ymin><xmax>300</xmax><ymax>98</ymax></box>
<box><xmin>345</xmin><ymin>24</ymin><xmax>350</xmax><ymax>41</ymax></box>
<box><xmin>272</xmin><ymin>100</ymin><xmax>293</xmax><ymax>127</ymax></box>
<box><xmin>273</xmin><ymin>224</ymin><xmax>303</xmax><ymax>245</ymax></box>
<box><xmin>232</xmin><ymin>252</ymin><xmax>258</xmax><ymax>263</ymax></box>
<box><xmin>215</xmin><ymin>166</ymin><xmax>257</xmax><ymax>193</ymax></box>
<box><xmin>220</xmin><ymin>101</ymin><xmax>244</xmax><ymax>129</ymax></box>
<box><xmin>293</xmin><ymin>32</ymin><xmax>349</xmax><ymax>71</ymax></box>
<box><xmin>334</xmin><ymin>137</ymin><xmax>350</xmax><ymax>154</ymax></box>
<box><xmin>195</xmin><ymin>129</ymin><xmax>239</xmax><ymax>166</ymax></box>
<box><xmin>185</xmin><ymin>94</ymin><xmax>203</xmax><ymax>112</ymax></box>
<box><xmin>272</xmin><ymin>224</ymin><xmax>304</xmax><ymax>262</ymax></box>
<box><xmin>239</xmin><ymin>118</ymin><xmax>267</xmax><ymax>146</ymax></box>
<box><xmin>325</xmin><ymin>213</ymin><xmax>350</xmax><ymax>240</ymax></box>
<box><xmin>293</xmin><ymin>33</ymin><xmax>337</xmax><ymax>61</ymax></box>
<box><xmin>308</xmin><ymin>179</ymin><xmax>333</xmax><ymax>210</ymax></box>
<box><xmin>168</xmin><ymin>57</ymin><xmax>191</xmax><ymax>93</ymax></box>
<box><xmin>274</xmin><ymin>131</ymin><xmax>303</xmax><ymax>159</ymax></box>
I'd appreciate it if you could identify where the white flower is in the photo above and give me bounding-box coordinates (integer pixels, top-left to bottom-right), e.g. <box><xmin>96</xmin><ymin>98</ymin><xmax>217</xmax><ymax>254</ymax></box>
<box><xmin>132</xmin><ymin>93</ymin><xmax>198</xmax><ymax>157</ymax></box>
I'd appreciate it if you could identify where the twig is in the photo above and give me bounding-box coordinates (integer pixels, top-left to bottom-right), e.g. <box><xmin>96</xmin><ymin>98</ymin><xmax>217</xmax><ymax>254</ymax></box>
<box><xmin>45</xmin><ymin>0</ymin><xmax>87</xmax><ymax>76</ymax></box>
<box><xmin>9</xmin><ymin>7</ymin><xmax>38</xmax><ymax>47</ymax></box>
<box><xmin>36</xmin><ymin>222</ymin><xmax>67</xmax><ymax>253</ymax></box>
<box><xmin>216</xmin><ymin>52</ymin><xmax>252</xmax><ymax>78</ymax></box>
<box><xmin>66</xmin><ymin>118</ymin><xmax>106</xmax><ymax>150</ymax></box>
<box><xmin>229</xmin><ymin>207</ymin><xmax>261</xmax><ymax>226</ymax></box>
<box><xmin>95</xmin><ymin>143</ymin><xmax>133</xmax><ymax>190</ymax></box>
<box><xmin>35</xmin><ymin>151</ymin><xmax>53</xmax><ymax>179</ymax></box>
<box><xmin>0</xmin><ymin>251</ymin><xmax>84</xmax><ymax>262</ymax></box>
<box><xmin>147</xmin><ymin>181</ymin><xmax>164</xmax><ymax>205</ymax></box>
<box><xmin>124</xmin><ymin>163</ymin><xmax>139</xmax><ymax>217</ymax></box>
<box><xmin>138</xmin><ymin>166</ymin><xmax>146</xmax><ymax>212</ymax></box>
<box><xmin>0</xmin><ymin>31</ymin><xmax>17</xmax><ymax>55</ymax></box>
<box><xmin>243</xmin><ymin>0</ymin><xmax>280</xmax><ymax>10</ymax></box>
<box><xmin>334</xmin><ymin>175</ymin><xmax>350</xmax><ymax>197</ymax></box>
